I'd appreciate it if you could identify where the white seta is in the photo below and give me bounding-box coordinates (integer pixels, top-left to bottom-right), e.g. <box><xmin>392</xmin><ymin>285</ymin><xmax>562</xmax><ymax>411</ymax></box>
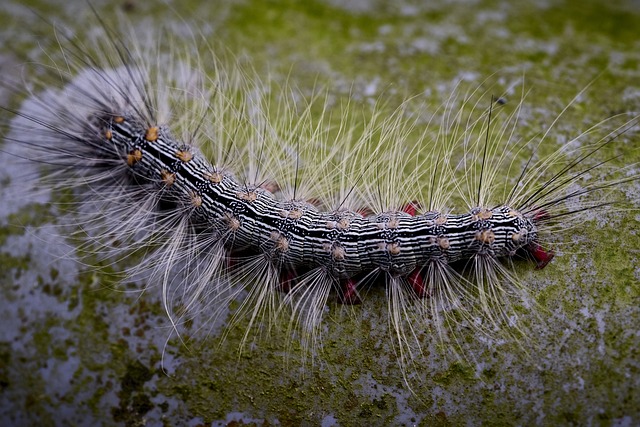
<box><xmin>2</xmin><ymin>16</ymin><xmax>638</xmax><ymax>377</ymax></box>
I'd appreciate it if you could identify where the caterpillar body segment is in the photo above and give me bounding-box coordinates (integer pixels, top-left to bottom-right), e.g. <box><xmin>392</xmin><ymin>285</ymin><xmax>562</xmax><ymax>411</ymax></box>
<box><xmin>97</xmin><ymin>109</ymin><xmax>543</xmax><ymax>299</ymax></box>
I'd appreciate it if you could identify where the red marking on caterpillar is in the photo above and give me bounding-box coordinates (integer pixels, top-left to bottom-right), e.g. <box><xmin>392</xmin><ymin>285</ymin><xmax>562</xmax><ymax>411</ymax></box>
<box><xmin>339</xmin><ymin>278</ymin><xmax>362</xmax><ymax>305</ymax></box>
<box><xmin>402</xmin><ymin>200</ymin><xmax>422</xmax><ymax>216</ymax></box>
<box><xmin>407</xmin><ymin>268</ymin><xmax>428</xmax><ymax>299</ymax></box>
<box><xmin>528</xmin><ymin>242</ymin><xmax>555</xmax><ymax>270</ymax></box>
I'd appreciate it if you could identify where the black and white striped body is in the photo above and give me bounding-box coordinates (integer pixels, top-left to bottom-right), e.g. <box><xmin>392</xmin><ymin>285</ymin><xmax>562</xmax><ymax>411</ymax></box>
<box><xmin>101</xmin><ymin>112</ymin><xmax>539</xmax><ymax>286</ymax></box>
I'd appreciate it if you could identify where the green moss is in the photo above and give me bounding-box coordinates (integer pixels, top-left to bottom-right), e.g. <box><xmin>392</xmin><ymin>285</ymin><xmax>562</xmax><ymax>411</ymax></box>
<box><xmin>0</xmin><ymin>342</ymin><xmax>11</xmax><ymax>392</ymax></box>
<box><xmin>111</xmin><ymin>360</ymin><xmax>155</xmax><ymax>426</ymax></box>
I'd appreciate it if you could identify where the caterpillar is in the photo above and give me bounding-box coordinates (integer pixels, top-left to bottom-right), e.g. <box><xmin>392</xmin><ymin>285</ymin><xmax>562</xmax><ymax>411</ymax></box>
<box><xmin>1</xmin><ymin>3</ymin><xmax>639</xmax><ymax>425</ymax></box>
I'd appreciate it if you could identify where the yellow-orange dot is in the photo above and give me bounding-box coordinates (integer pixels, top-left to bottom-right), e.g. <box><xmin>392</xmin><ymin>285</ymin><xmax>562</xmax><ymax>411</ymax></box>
<box><xmin>508</xmin><ymin>209</ymin><xmax>522</xmax><ymax>218</ymax></box>
<box><xmin>237</xmin><ymin>191</ymin><xmax>257</xmax><ymax>202</ymax></box>
<box><xmin>191</xmin><ymin>192</ymin><xmax>202</xmax><ymax>207</ymax></box>
<box><xmin>438</xmin><ymin>237</ymin><xmax>450</xmax><ymax>250</ymax></box>
<box><xmin>474</xmin><ymin>208</ymin><xmax>493</xmax><ymax>220</ymax></box>
<box><xmin>332</xmin><ymin>246</ymin><xmax>346</xmax><ymax>261</ymax></box>
<box><xmin>511</xmin><ymin>229</ymin><xmax>527</xmax><ymax>242</ymax></box>
<box><xmin>105</xmin><ymin>130</ymin><xmax>112</xmax><ymax>140</ymax></box>
<box><xmin>435</xmin><ymin>214</ymin><xmax>447</xmax><ymax>225</ymax></box>
<box><xmin>387</xmin><ymin>243</ymin><xmax>401</xmax><ymax>255</ymax></box>
<box><xmin>161</xmin><ymin>170</ymin><xmax>176</xmax><ymax>186</ymax></box>
<box><xmin>476</xmin><ymin>229</ymin><xmax>495</xmax><ymax>244</ymax></box>
<box><xmin>176</xmin><ymin>150</ymin><xmax>193</xmax><ymax>162</ymax></box>
<box><xmin>114</xmin><ymin>116</ymin><xmax>125</xmax><ymax>124</ymax></box>
<box><xmin>204</xmin><ymin>171</ymin><xmax>223</xmax><ymax>184</ymax></box>
<box><xmin>126</xmin><ymin>149</ymin><xmax>142</xmax><ymax>167</ymax></box>
<box><xmin>289</xmin><ymin>209</ymin><xmax>303</xmax><ymax>220</ymax></box>
<box><xmin>337</xmin><ymin>218</ymin><xmax>350</xmax><ymax>230</ymax></box>
<box><xmin>276</xmin><ymin>237</ymin><xmax>289</xmax><ymax>252</ymax></box>
<box><xmin>224</xmin><ymin>213</ymin><xmax>240</xmax><ymax>231</ymax></box>
<box><xmin>145</xmin><ymin>126</ymin><xmax>159</xmax><ymax>142</ymax></box>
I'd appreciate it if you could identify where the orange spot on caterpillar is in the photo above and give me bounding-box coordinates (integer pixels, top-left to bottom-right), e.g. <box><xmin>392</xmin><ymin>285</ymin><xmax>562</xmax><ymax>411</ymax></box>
<box><xmin>190</xmin><ymin>192</ymin><xmax>202</xmax><ymax>207</ymax></box>
<box><xmin>175</xmin><ymin>150</ymin><xmax>193</xmax><ymax>162</ymax></box>
<box><xmin>337</xmin><ymin>218</ymin><xmax>350</xmax><ymax>230</ymax></box>
<box><xmin>332</xmin><ymin>245</ymin><xmax>346</xmax><ymax>261</ymax></box>
<box><xmin>435</xmin><ymin>214</ymin><xmax>448</xmax><ymax>225</ymax></box>
<box><xmin>105</xmin><ymin>129</ymin><xmax>112</xmax><ymax>140</ymax></box>
<box><xmin>269</xmin><ymin>231</ymin><xmax>290</xmax><ymax>252</ymax></box>
<box><xmin>203</xmin><ymin>171</ymin><xmax>223</xmax><ymax>184</ymax></box>
<box><xmin>277</xmin><ymin>238</ymin><xmax>289</xmax><ymax>252</ymax></box>
<box><xmin>476</xmin><ymin>229</ymin><xmax>495</xmax><ymax>244</ymax></box>
<box><xmin>223</xmin><ymin>213</ymin><xmax>240</xmax><ymax>231</ymax></box>
<box><xmin>237</xmin><ymin>191</ymin><xmax>257</xmax><ymax>202</ymax></box>
<box><xmin>387</xmin><ymin>242</ymin><xmax>401</xmax><ymax>255</ymax></box>
<box><xmin>161</xmin><ymin>170</ymin><xmax>176</xmax><ymax>186</ymax></box>
<box><xmin>511</xmin><ymin>229</ymin><xmax>528</xmax><ymax>242</ymax></box>
<box><xmin>438</xmin><ymin>236</ymin><xmax>450</xmax><ymax>250</ymax></box>
<box><xmin>126</xmin><ymin>149</ymin><xmax>142</xmax><ymax>166</ymax></box>
<box><xmin>474</xmin><ymin>208</ymin><xmax>493</xmax><ymax>220</ymax></box>
<box><xmin>145</xmin><ymin>126</ymin><xmax>158</xmax><ymax>141</ymax></box>
<box><xmin>114</xmin><ymin>116</ymin><xmax>125</xmax><ymax>124</ymax></box>
<box><xmin>279</xmin><ymin>209</ymin><xmax>304</xmax><ymax>219</ymax></box>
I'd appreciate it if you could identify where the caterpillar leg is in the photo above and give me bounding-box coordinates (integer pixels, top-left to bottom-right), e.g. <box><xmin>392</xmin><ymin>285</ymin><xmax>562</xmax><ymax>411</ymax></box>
<box><xmin>401</xmin><ymin>200</ymin><xmax>422</xmax><ymax>216</ymax></box>
<box><xmin>338</xmin><ymin>278</ymin><xmax>361</xmax><ymax>305</ymax></box>
<box><xmin>407</xmin><ymin>268</ymin><xmax>429</xmax><ymax>299</ymax></box>
<box><xmin>278</xmin><ymin>269</ymin><xmax>297</xmax><ymax>293</ymax></box>
<box><xmin>529</xmin><ymin>209</ymin><xmax>555</xmax><ymax>269</ymax></box>
<box><xmin>527</xmin><ymin>242</ymin><xmax>555</xmax><ymax>270</ymax></box>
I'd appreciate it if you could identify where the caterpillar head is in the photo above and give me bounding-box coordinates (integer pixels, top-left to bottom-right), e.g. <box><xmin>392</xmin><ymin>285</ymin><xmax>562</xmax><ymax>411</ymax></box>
<box><xmin>476</xmin><ymin>206</ymin><xmax>539</xmax><ymax>257</ymax></box>
<box><xmin>486</xmin><ymin>206</ymin><xmax>554</xmax><ymax>269</ymax></box>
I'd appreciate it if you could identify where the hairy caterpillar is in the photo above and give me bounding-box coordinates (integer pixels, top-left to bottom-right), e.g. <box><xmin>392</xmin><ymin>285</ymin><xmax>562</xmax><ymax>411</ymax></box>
<box><xmin>1</xmin><ymin>3</ymin><xmax>640</xmax><ymax>425</ymax></box>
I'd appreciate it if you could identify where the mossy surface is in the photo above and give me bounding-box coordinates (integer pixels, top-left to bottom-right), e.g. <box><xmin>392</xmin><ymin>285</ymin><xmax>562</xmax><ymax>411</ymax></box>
<box><xmin>1</xmin><ymin>0</ymin><xmax>639</xmax><ymax>425</ymax></box>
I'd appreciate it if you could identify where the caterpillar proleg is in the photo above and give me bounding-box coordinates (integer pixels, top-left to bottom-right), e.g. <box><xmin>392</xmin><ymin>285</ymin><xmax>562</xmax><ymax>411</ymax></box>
<box><xmin>1</xmin><ymin>1</ymin><xmax>640</xmax><ymax>424</ymax></box>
